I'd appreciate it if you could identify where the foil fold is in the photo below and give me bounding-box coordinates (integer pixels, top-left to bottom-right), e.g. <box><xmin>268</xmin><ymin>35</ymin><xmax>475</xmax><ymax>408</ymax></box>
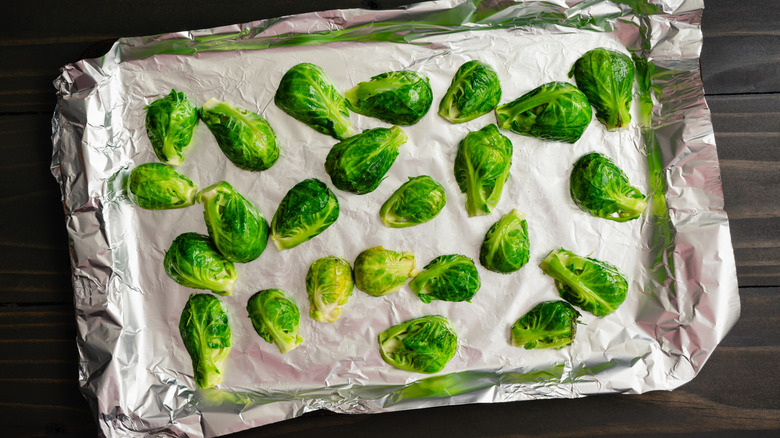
<box><xmin>51</xmin><ymin>1</ymin><xmax>739</xmax><ymax>437</ymax></box>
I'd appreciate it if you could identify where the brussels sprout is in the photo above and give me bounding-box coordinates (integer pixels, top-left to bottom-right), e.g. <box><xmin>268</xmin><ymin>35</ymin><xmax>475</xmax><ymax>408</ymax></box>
<box><xmin>479</xmin><ymin>209</ymin><xmax>530</xmax><ymax>273</ymax></box>
<box><xmin>569</xmin><ymin>48</ymin><xmax>635</xmax><ymax>130</ymax></box>
<box><xmin>379</xmin><ymin>175</ymin><xmax>446</xmax><ymax>228</ymax></box>
<box><xmin>325</xmin><ymin>126</ymin><xmax>407</xmax><ymax>194</ymax></box>
<box><xmin>511</xmin><ymin>300</ymin><xmax>581</xmax><ymax>350</ymax></box>
<box><xmin>378</xmin><ymin>315</ymin><xmax>458</xmax><ymax>374</ymax></box>
<box><xmin>439</xmin><ymin>60</ymin><xmax>502</xmax><ymax>124</ymax></box>
<box><xmin>179</xmin><ymin>293</ymin><xmax>232</xmax><ymax>388</ymax></box>
<box><xmin>199</xmin><ymin>98</ymin><xmax>279</xmax><ymax>171</ymax></box>
<box><xmin>454</xmin><ymin>124</ymin><xmax>513</xmax><ymax>216</ymax></box>
<box><xmin>246</xmin><ymin>289</ymin><xmax>302</xmax><ymax>353</ymax></box>
<box><xmin>126</xmin><ymin>162</ymin><xmax>197</xmax><ymax>210</ymax></box>
<box><xmin>540</xmin><ymin>248</ymin><xmax>628</xmax><ymax>317</ymax></box>
<box><xmin>270</xmin><ymin>178</ymin><xmax>340</xmax><ymax>251</ymax></box>
<box><xmin>570</xmin><ymin>152</ymin><xmax>647</xmax><ymax>222</ymax></box>
<box><xmin>306</xmin><ymin>256</ymin><xmax>354</xmax><ymax>323</ymax></box>
<box><xmin>145</xmin><ymin>89</ymin><xmax>199</xmax><ymax>165</ymax></box>
<box><xmin>164</xmin><ymin>233</ymin><xmax>238</xmax><ymax>295</ymax></box>
<box><xmin>409</xmin><ymin>255</ymin><xmax>481</xmax><ymax>304</ymax></box>
<box><xmin>354</xmin><ymin>246</ymin><xmax>417</xmax><ymax>297</ymax></box>
<box><xmin>345</xmin><ymin>70</ymin><xmax>433</xmax><ymax>125</ymax></box>
<box><xmin>197</xmin><ymin>181</ymin><xmax>269</xmax><ymax>263</ymax></box>
<box><xmin>495</xmin><ymin>81</ymin><xmax>592</xmax><ymax>143</ymax></box>
<box><xmin>274</xmin><ymin>63</ymin><xmax>354</xmax><ymax>140</ymax></box>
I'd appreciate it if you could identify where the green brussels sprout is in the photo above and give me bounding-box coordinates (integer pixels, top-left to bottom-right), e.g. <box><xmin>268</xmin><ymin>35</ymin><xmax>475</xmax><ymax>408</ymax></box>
<box><xmin>164</xmin><ymin>233</ymin><xmax>238</xmax><ymax>295</ymax></box>
<box><xmin>379</xmin><ymin>175</ymin><xmax>446</xmax><ymax>228</ymax></box>
<box><xmin>510</xmin><ymin>300</ymin><xmax>581</xmax><ymax>350</ymax></box>
<box><xmin>274</xmin><ymin>63</ymin><xmax>354</xmax><ymax>140</ymax></box>
<box><xmin>569</xmin><ymin>48</ymin><xmax>635</xmax><ymax>130</ymax></box>
<box><xmin>495</xmin><ymin>81</ymin><xmax>592</xmax><ymax>143</ymax></box>
<box><xmin>246</xmin><ymin>289</ymin><xmax>302</xmax><ymax>353</ymax></box>
<box><xmin>378</xmin><ymin>315</ymin><xmax>458</xmax><ymax>374</ymax></box>
<box><xmin>454</xmin><ymin>124</ymin><xmax>513</xmax><ymax>216</ymax></box>
<box><xmin>325</xmin><ymin>126</ymin><xmax>407</xmax><ymax>194</ymax></box>
<box><xmin>540</xmin><ymin>248</ymin><xmax>628</xmax><ymax>317</ymax></box>
<box><xmin>197</xmin><ymin>181</ymin><xmax>269</xmax><ymax>263</ymax></box>
<box><xmin>409</xmin><ymin>254</ymin><xmax>481</xmax><ymax>304</ymax></box>
<box><xmin>199</xmin><ymin>98</ymin><xmax>279</xmax><ymax>172</ymax></box>
<box><xmin>354</xmin><ymin>246</ymin><xmax>417</xmax><ymax>297</ymax></box>
<box><xmin>345</xmin><ymin>70</ymin><xmax>433</xmax><ymax>125</ymax></box>
<box><xmin>306</xmin><ymin>256</ymin><xmax>354</xmax><ymax>323</ymax></box>
<box><xmin>126</xmin><ymin>162</ymin><xmax>197</xmax><ymax>210</ymax></box>
<box><xmin>179</xmin><ymin>293</ymin><xmax>232</xmax><ymax>389</ymax></box>
<box><xmin>270</xmin><ymin>178</ymin><xmax>340</xmax><ymax>251</ymax></box>
<box><xmin>439</xmin><ymin>60</ymin><xmax>502</xmax><ymax>123</ymax></box>
<box><xmin>145</xmin><ymin>89</ymin><xmax>200</xmax><ymax>165</ymax></box>
<box><xmin>479</xmin><ymin>209</ymin><xmax>530</xmax><ymax>273</ymax></box>
<box><xmin>570</xmin><ymin>152</ymin><xmax>647</xmax><ymax>222</ymax></box>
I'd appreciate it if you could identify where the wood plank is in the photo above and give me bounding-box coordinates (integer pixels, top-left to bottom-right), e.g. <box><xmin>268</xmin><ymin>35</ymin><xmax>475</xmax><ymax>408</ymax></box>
<box><xmin>701</xmin><ymin>0</ymin><xmax>780</xmax><ymax>95</ymax></box>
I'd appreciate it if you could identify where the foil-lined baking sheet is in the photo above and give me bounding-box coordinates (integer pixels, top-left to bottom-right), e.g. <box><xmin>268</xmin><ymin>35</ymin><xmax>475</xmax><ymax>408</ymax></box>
<box><xmin>51</xmin><ymin>1</ymin><xmax>739</xmax><ymax>437</ymax></box>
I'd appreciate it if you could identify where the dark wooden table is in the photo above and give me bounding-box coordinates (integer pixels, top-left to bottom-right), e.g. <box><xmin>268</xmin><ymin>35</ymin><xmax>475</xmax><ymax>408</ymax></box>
<box><xmin>2</xmin><ymin>1</ymin><xmax>778</xmax><ymax>437</ymax></box>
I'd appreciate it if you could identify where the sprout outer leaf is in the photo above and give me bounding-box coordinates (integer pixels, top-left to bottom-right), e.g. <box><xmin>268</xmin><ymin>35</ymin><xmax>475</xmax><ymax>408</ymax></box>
<box><xmin>246</xmin><ymin>289</ymin><xmax>303</xmax><ymax>354</ymax></box>
<box><xmin>569</xmin><ymin>48</ymin><xmax>635</xmax><ymax>130</ymax></box>
<box><xmin>539</xmin><ymin>248</ymin><xmax>628</xmax><ymax>317</ymax></box>
<box><xmin>345</xmin><ymin>70</ymin><xmax>433</xmax><ymax>125</ymax></box>
<box><xmin>479</xmin><ymin>209</ymin><xmax>530</xmax><ymax>273</ymax></box>
<box><xmin>453</xmin><ymin>124</ymin><xmax>513</xmax><ymax>216</ymax></box>
<box><xmin>439</xmin><ymin>60</ymin><xmax>502</xmax><ymax>123</ymax></box>
<box><xmin>570</xmin><ymin>152</ymin><xmax>647</xmax><ymax>222</ymax></box>
<box><xmin>409</xmin><ymin>254</ymin><xmax>481</xmax><ymax>303</ymax></box>
<box><xmin>164</xmin><ymin>233</ymin><xmax>237</xmax><ymax>295</ymax></box>
<box><xmin>511</xmin><ymin>300</ymin><xmax>581</xmax><ymax>349</ymax></box>
<box><xmin>126</xmin><ymin>162</ymin><xmax>197</xmax><ymax>210</ymax></box>
<box><xmin>179</xmin><ymin>293</ymin><xmax>232</xmax><ymax>388</ymax></box>
<box><xmin>495</xmin><ymin>81</ymin><xmax>592</xmax><ymax>143</ymax></box>
<box><xmin>378</xmin><ymin>315</ymin><xmax>458</xmax><ymax>374</ymax></box>
<box><xmin>199</xmin><ymin>99</ymin><xmax>280</xmax><ymax>171</ymax></box>
<box><xmin>145</xmin><ymin>89</ymin><xmax>200</xmax><ymax>165</ymax></box>
<box><xmin>270</xmin><ymin>178</ymin><xmax>340</xmax><ymax>251</ymax></box>
<box><xmin>306</xmin><ymin>256</ymin><xmax>354</xmax><ymax>323</ymax></box>
<box><xmin>325</xmin><ymin>126</ymin><xmax>407</xmax><ymax>194</ymax></box>
<box><xmin>198</xmin><ymin>181</ymin><xmax>269</xmax><ymax>263</ymax></box>
<box><xmin>354</xmin><ymin>246</ymin><xmax>417</xmax><ymax>296</ymax></box>
<box><xmin>274</xmin><ymin>63</ymin><xmax>354</xmax><ymax>140</ymax></box>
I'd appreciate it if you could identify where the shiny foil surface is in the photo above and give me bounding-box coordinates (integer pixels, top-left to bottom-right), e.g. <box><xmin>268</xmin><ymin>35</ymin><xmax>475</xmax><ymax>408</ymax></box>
<box><xmin>51</xmin><ymin>1</ymin><xmax>739</xmax><ymax>437</ymax></box>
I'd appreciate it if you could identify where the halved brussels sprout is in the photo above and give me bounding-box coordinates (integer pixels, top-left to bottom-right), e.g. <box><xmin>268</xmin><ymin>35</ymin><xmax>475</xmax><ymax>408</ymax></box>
<box><xmin>325</xmin><ymin>126</ymin><xmax>407</xmax><ymax>194</ymax></box>
<box><xmin>378</xmin><ymin>315</ymin><xmax>458</xmax><ymax>374</ymax></box>
<box><xmin>570</xmin><ymin>152</ymin><xmax>647</xmax><ymax>222</ymax></box>
<box><xmin>246</xmin><ymin>289</ymin><xmax>302</xmax><ymax>353</ymax></box>
<box><xmin>164</xmin><ymin>233</ymin><xmax>237</xmax><ymax>295</ymax></box>
<box><xmin>270</xmin><ymin>178</ymin><xmax>340</xmax><ymax>251</ymax></box>
<box><xmin>454</xmin><ymin>124</ymin><xmax>513</xmax><ymax>216</ymax></box>
<box><xmin>479</xmin><ymin>209</ymin><xmax>530</xmax><ymax>273</ymax></box>
<box><xmin>199</xmin><ymin>98</ymin><xmax>279</xmax><ymax>171</ymax></box>
<box><xmin>274</xmin><ymin>63</ymin><xmax>354</xmax><ymax>140</ymax></box>
<box><xmin>179</xmin><ymin>293</ymin><xmax>232</xmax><ymax>388</ymax></box>
<box><xmin>126</xmin><ymin>162</ymin><xmax>197</xmax><ymax>210</ymax></box>
<box><xmin>198</xmin><ymin>181</ymin><xmax>269</xmax><ymax>263</ymax></box>
<box><xmin>345</xmin><ymin>70</ymin><xmax>433</xmax><ymax>125</ymax></box>
<box><xmin>306</xmin><ymin>256</ymin><xmax>354</xmax><ymax>323</ymax></box>
<box><xmin>511</xmin><ymin>300</ymin><xmax>581</xmax><ymax>349</ymax></box>
<box><xmin>354</xmin><ymin>246</ymin><xmax>417</xmax><ymax>297</ymax></box>
<box><xmin>379</xmin><ymin>175</ymin><xmax>446</xmax><ymax>228</ymax></box>
<box><xmin>409</xmin><ymin>254</ymin><xmax>481</xmax><ymax>304</ymax></box>
<box><xmin>145</xmin><ymin>89</ymin><xmax>199</xmax><ymax>165</ymax></box>
<box><xmin>495</xmin><ymin>81</ymin><xmax>592</xmax><ymax>143</ymax></box>
<box><xmin>540</xmin><ymin>248</ymin><xmax>628</xmax><ymax>317</ymax></box>
<box><xmin>569</xmin><ymin>48</ymin><xmax>635</xmax><ymax>130</ymax></box>
<box><xmin>439</xmin><ymin>60</ymin><xmax>502</xmax><ymax>123</ymax></box>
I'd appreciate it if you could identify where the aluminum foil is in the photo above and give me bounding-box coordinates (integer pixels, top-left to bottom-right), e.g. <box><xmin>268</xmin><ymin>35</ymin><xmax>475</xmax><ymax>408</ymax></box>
<box><xmin>51</xmin><ymin>1</ymin><xmax>740</xmax><ymax>437</ymax></box>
